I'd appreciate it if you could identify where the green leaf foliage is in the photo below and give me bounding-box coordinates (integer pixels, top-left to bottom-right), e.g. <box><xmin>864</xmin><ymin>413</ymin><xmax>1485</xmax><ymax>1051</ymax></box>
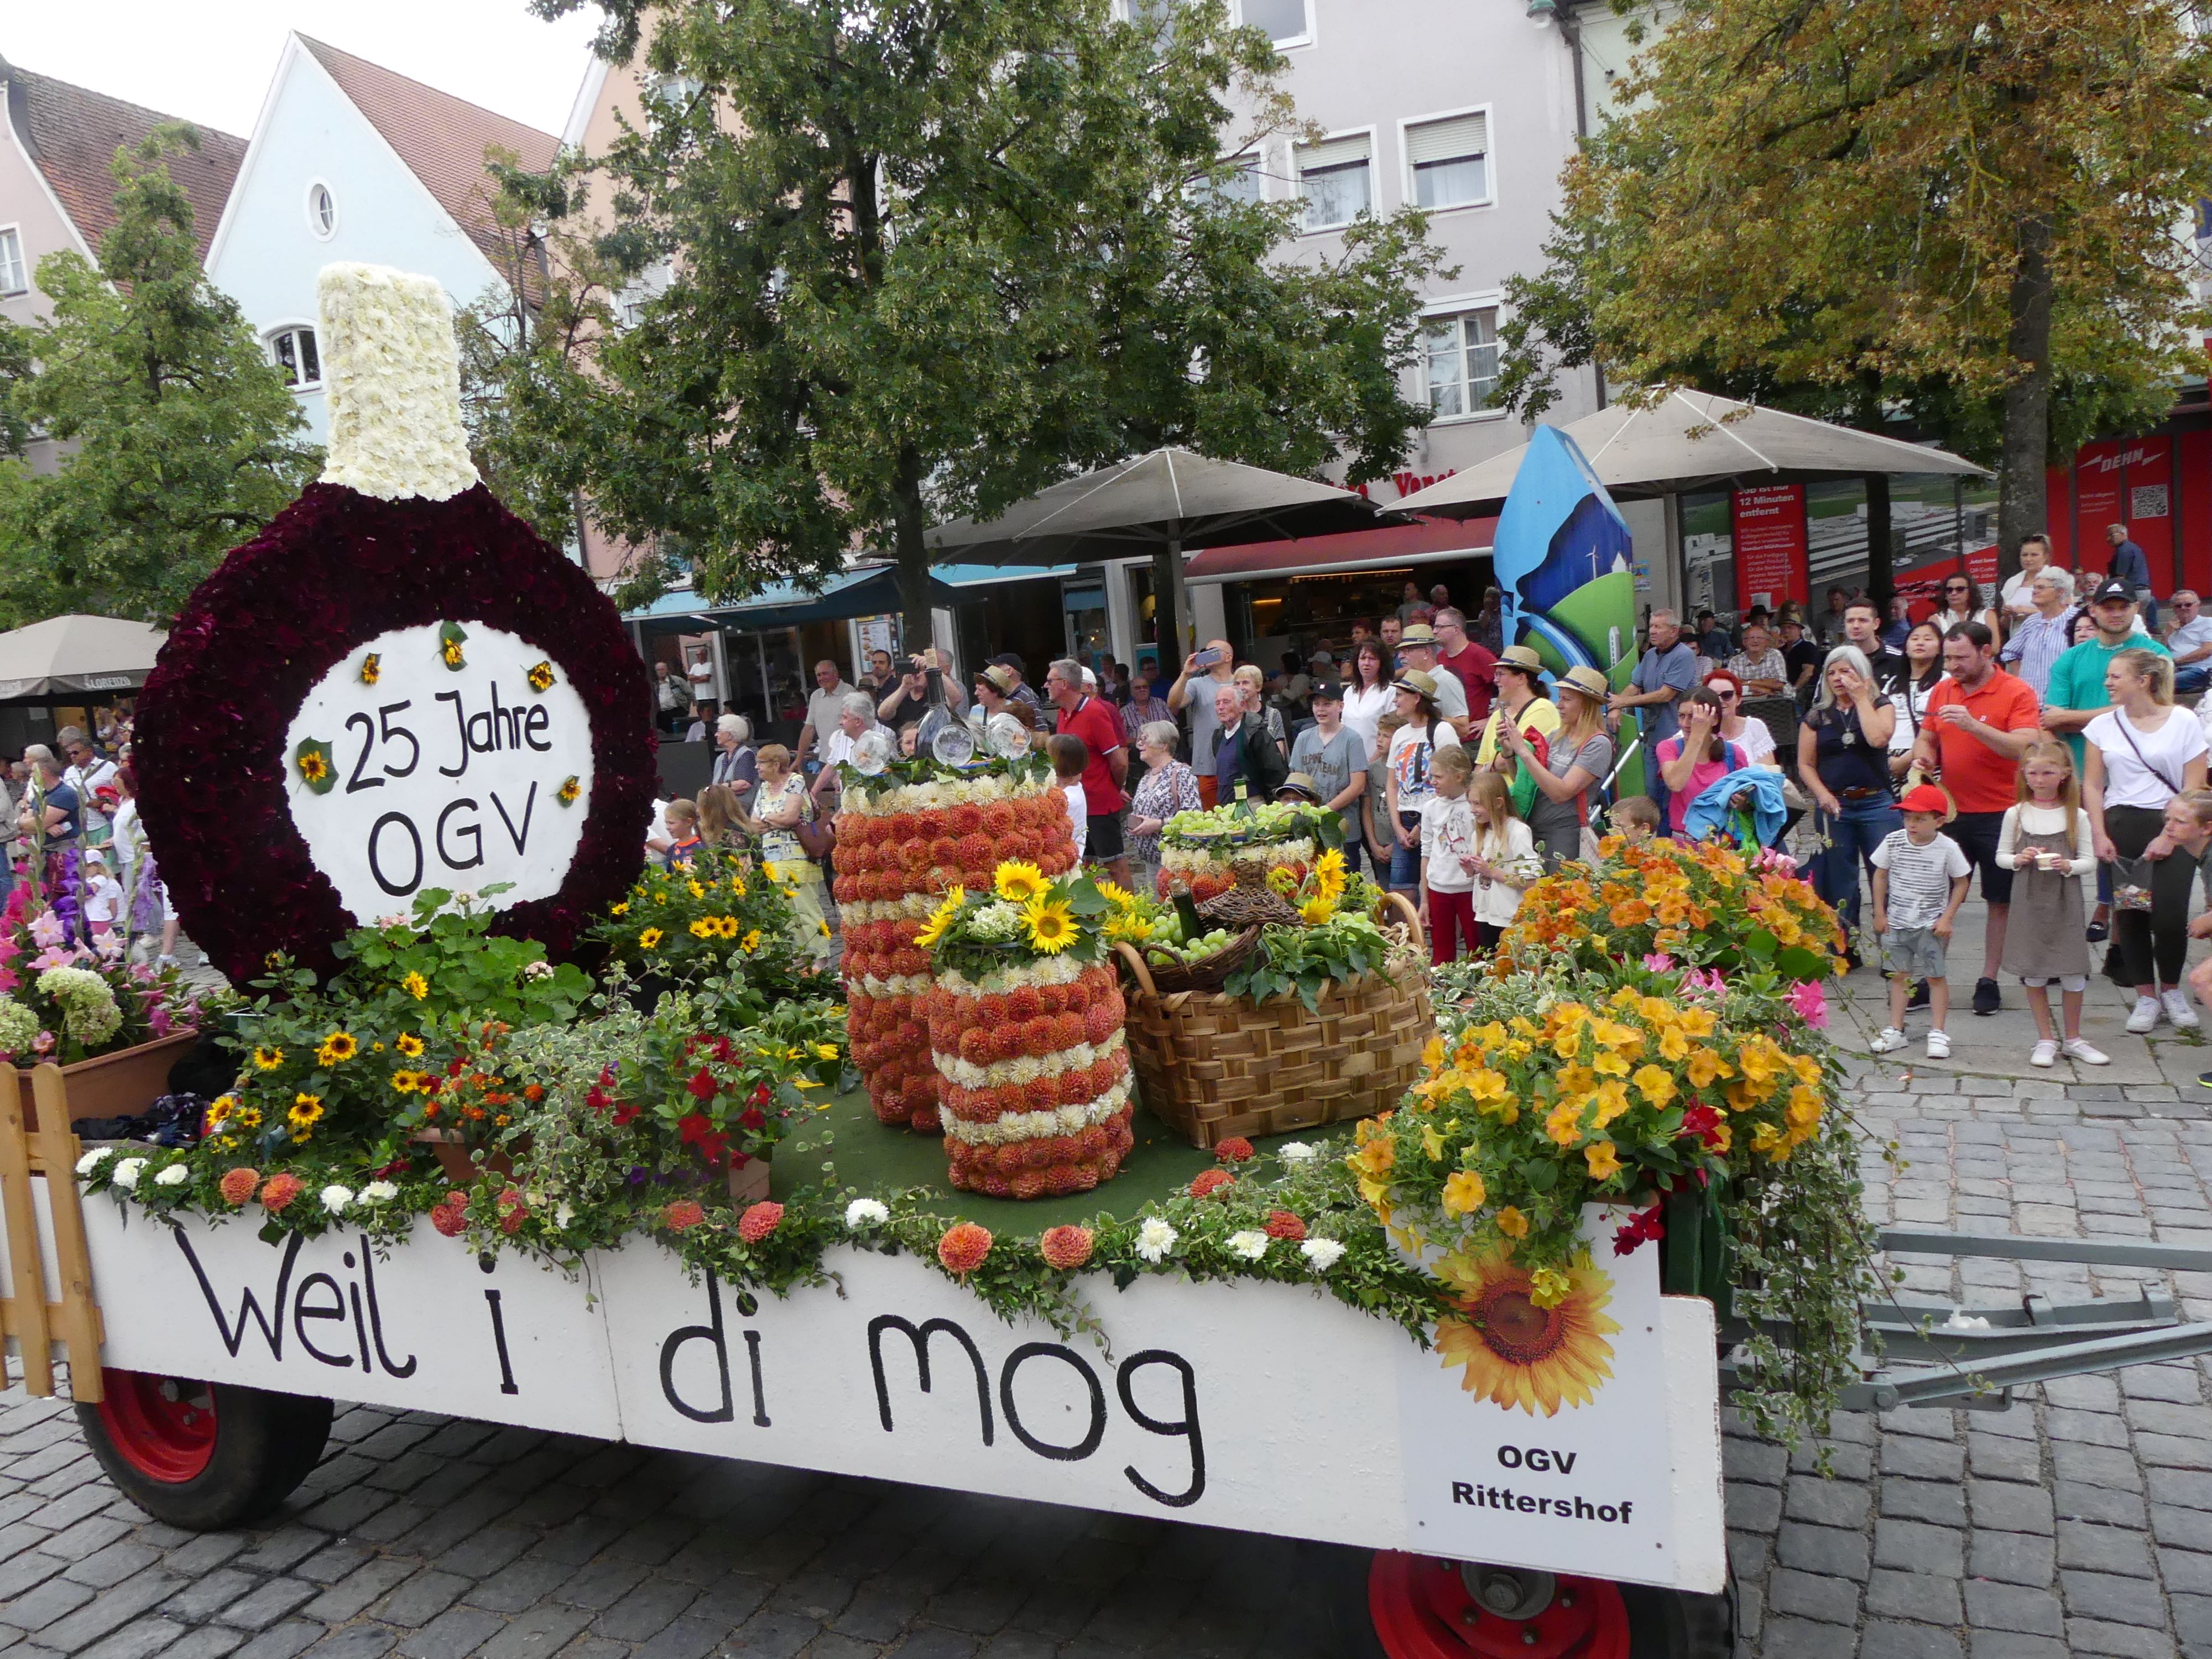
<box><xmin>503</xmin><ymin>0</ymin><xmax>1449</xmax><ymax>638</ymax></box>
<box><xmin>0</xmin><ymin>125</ymin><xmax>321</xmax><ymax>624</ymax></box>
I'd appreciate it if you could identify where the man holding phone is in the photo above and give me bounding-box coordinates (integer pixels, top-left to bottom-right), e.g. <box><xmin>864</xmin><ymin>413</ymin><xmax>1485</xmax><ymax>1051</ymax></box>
<box><xmin>1170</xmin><ymin>639</ymin><xmax>1239</xmax><ymax>807</ymax></box>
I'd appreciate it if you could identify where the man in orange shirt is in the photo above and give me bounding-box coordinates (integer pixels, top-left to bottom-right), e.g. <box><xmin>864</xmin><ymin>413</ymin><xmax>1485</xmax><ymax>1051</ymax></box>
<box><xmin>1910</xmin><ymin>620</ymin><xmax>2042</xmax><ymax>1016</ymax></box>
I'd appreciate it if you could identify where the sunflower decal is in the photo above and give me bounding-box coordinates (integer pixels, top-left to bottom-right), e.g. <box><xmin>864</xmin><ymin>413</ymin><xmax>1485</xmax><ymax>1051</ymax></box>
<box><xmin>557</xmin><ymin>776</ymin><xmax>581</xmax><ymax>806</ymax></box>
<box><xmin>1432</xmin><ymin>1251</ymin><xmax>1620</xmax><ymax>1417</ymax></box>
<box><xmin>293</xmin><ymin>738</ymin><xmax>336</xmax><ymax>795</ymax></box>
<box><xmin>526</xmin><ymin>660</ymin><xmax>556</xmax><ymax>693</ymax></box>
<box><xmin>360</xmin><ymin>653</ymin><xmax>381</xmax><ymax>686</ymax></box>
<box><xmin>438</xmin><ymin>620</ymin><xmax>468</xmax><ymax>671</ymax></box>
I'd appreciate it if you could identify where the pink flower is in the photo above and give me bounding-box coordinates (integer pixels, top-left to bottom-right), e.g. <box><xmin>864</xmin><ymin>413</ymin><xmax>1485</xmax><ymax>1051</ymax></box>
<box><xmin>31</xmin><ymin>1030</ymin><xmax>55</xmax><ymax>1055</ymax></box>
<box><xmin>28</xmin><ymin>947</ymin><xmax>74</xmax><ymax>972</ymax></box>
<box><xmin>1641</xmin><ymin>952</ymin><xmax>1675</xmax><ymax>971</ymax></box>
<box><xmin>94</xmin><ymin>933</ymin><xmax>124</xmax><ymax>961</ymax></box>
<box><xmin>148</xmin><ymin>1008</ymin><xmax>174</xmax><ymax>1037</ymax></box>
<box><xmin>1788</xmin><ymin>979</ymin><xmax>1829</xmax><ymax>1029</ymax></box>
<box><xmin>737</xmin><ymin>1202</ymin><xmax>784</xmax><ymax>1244</ymax></box>
<box><xmin>1682</xmin><ymin>968</ymin><xmax>1728</xmax><ymax>1000</ymax></box>
<box><xmin>27</xmin><ymin>911</ymin><xmax>64</xmax><ymax>947</ymax></box>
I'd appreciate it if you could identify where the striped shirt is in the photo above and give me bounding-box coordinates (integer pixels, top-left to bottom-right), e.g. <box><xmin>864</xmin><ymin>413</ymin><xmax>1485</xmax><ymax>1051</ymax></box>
<box><xmin>1999</xmin><ymin>607</ymin><xmax>2075</xmax><ymax>701</ymax></box>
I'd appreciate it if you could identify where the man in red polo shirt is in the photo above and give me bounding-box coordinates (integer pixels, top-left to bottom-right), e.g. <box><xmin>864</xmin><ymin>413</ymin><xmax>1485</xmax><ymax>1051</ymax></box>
<box><xmin>1433</xmin><ymin>607</ymin><xmax>1497</xmax><ymax>724</ymax></box>
<box><xmin>1910</xmin><ymin>620</ymin><xmax>2041</xmax><ymax>1018</ymax></box>
<box><xmin>1046</xmin><ymin>658</ymin><xmax>1130</xmax><ymax>886</ymax></box>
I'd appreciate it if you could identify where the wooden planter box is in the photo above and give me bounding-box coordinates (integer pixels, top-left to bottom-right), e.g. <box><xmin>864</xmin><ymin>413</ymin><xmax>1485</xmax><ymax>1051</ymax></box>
<box><xmin>14</xmin><ymin>1032</ymin><xmax>201</xmax><ymax>1135</ymax></box>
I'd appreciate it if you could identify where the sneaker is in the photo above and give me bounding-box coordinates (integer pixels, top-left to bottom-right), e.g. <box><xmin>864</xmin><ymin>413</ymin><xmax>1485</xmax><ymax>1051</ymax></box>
<box><xmin>1926</xmin><ymin>1029</ymin><xmax>1952</xmax><ymax>1058</ymax></box>
<box><xmin>2064</xmin><ymin>1039</ymin><xmax>2110</xmax><ymax>1066</ymax></box>
<box><xmin>2030</xmin><ymin>1039</ymin><xmax>2059</xmax><ymax>1068</ymax></box>
<box><xmin>1906</xmin><ymin>979</ymin><xmax>1931</xmax><ymax>1011</ymax></box>
<box><xmin>1972</xmin><ymin>977</ymin><xmax>2001</xmax><ymax>1016</ymax></box>
<box><xmin>1869</xmin><ymin>1027</ymin><xmax>1909</xmax><ymax>1054</ymax></box>
<box><xmin>2127</xmin><ymin>995</ymin><xmax>2161</xmax><ymax>1034</ymax></box>
<box><xmin>2163</xmin><ymin>989</ymin><xmax>2200</xmax><ymax>1031</ymax></box>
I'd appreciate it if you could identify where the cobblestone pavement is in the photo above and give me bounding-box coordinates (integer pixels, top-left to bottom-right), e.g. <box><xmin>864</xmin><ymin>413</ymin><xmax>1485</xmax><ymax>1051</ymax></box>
<box><xmin>4</xmin><ymin>902</ymin><xmax>2211</xmax><ymax>1658</ymax></box>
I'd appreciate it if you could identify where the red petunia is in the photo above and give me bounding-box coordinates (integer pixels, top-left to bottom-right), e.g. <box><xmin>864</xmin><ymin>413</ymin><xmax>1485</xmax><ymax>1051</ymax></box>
<box><xmin>664</xmin><ymin>1199</ymin><xmax>706</xmax><ymax>1232</ymax></box>
<box><xmin>1264</xmin><ymin>1209</ymin><xmax>1307</xmax><ymax>1241</ymax></box>
<box><xmin>937</xmin><ymin>1221</ymin><xmax>993</xmax><ymax>1275</ymax></box>
<box><xmin>738</xmin><ymin>1201</ymin><xmax>784</xmax><ymax>1244</ymax></box>
<box><xmin>687</xmin><ymin>1066</ymin><xmax>719</xmax><ymax>1101</ymax></box>
<box><xmin>1188</xmin><ymin>1169</ymin><xmax>1235</xmax><ymax>1199</ymax></box>
<box><xmin>1214</xmin><ymin>1137</ymin><xmax>1255</xmax><ymax>1164</ymax></box>
<box><xmin>1679</xmin><ymin>1105</ymin><xmax>1727</xmax><ymax>1150</ymax></box>
<box><xmin>1039</xmin><ymin>1224</ymin><xmax>1094</xmax><ymax>1270</ymax></box>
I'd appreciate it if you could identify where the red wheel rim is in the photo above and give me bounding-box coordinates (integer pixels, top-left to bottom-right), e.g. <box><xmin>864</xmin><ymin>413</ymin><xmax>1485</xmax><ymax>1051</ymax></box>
<box><xmin>1368</xmin><ymin>1552</ymin><xmax>1630</xmax><ymax>1659</ymax></box>
<box><xmin>95</xmin><ymin>1370</ymin><xmax>217</xmax><ymax>1483</ymax></box>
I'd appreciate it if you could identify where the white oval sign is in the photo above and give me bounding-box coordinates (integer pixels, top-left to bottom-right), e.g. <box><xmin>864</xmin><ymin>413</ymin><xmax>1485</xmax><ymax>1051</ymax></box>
<box><xmin>281</xmin><ymin>622</ymin><xmax>594</xmax><ymax>922</ymax></box>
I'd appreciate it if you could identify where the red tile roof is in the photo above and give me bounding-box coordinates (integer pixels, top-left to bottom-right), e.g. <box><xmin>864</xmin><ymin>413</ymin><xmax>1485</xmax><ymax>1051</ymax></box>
<box><xmin>299</xmin><ymin>36</ymin><xmax>560</xmax><ymax>276</ymax></box>
<box><xmin>2</xmin><ymin>62</ymin><xmax>246</xmax><ymax>264</ymax></box>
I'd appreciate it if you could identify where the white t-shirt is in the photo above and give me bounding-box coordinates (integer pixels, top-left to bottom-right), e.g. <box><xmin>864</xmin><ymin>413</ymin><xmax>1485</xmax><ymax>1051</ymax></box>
<box><xmin>1340</xmin><ymin>684</ymin><xmax>1391</xmax><ymax>759</ymax></box>
<box><xmin>1063</xmin><ymin>783</ymin><xmax>1087</xmax><ymax>857</ymax></box>
<box><xmin>2084</xmin><ymin>707</ymin><xmax>2208</xmax><ymax>810</ymax></box>
<box><xmin>1870</xmin><ymin>830</ymin><xmax>1970</xmax><ymax>930</ymax></box>
<box><xmin>1414</xmin><ymin>667</ymin><xmax>1469</xmax><ymax>723</ymax></box>
<box><xmin>84</xmin><ymin>872</ymin><xmax>123</xmax><ymax>924</ymax></box>
<box><xmin>1727</xmin><ymin>716</ymin><xmax>1777</xmax><ymax>765</ymax></box>
<box><xmin>1389</xmin><ymin>718</ymin><xmax>1463</xmax><ymax>813</ymax></box>
<box><xmin>2001</xmin><ymin>570</ymin><xmax>2038</xmax><ymax>617</ymax></box>
<box><xmin>1418</xmin><ymin>794</ymin><xmax>1478</xmax><ymax>894</ymax></box>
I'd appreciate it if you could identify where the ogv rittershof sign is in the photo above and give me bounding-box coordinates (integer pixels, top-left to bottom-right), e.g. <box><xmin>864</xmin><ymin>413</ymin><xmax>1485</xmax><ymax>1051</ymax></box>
<box><xmin>284</xmin><ymin>622</ymin><xmax>593</xmax><ymax>919</ymax></box>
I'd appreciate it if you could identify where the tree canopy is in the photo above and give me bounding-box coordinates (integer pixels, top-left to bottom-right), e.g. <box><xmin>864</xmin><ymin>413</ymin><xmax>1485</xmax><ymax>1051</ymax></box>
<box><xmin>498</xmin><ymin>0</ymin><xmax>1448</xmax><ymax>641</ymax></box>
<box><xmin>1495</xmin><ymin>0</ymin><xmax>2212</xmax><ymax>566</ymax></box>
<box><xmin>0</xmin><ymin>127</ymin><xmax>320</xmax><ymax>625</ymax></box>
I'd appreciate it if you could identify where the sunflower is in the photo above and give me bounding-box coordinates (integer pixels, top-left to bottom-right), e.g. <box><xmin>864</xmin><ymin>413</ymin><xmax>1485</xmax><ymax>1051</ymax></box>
<box><xmin>639</xmin><ymin>927</ymin><xmax>664</xmax><ymax>951</ymax></box>
<box><xmin>315</xmin><ymin>1031</ymin><xmax>359</xmax><ymax>1067</ymax></box>
<box><xmin>296</xmin><ymin>749</ymin><xmax>331</xmax><ymax>785</ymax></box>
<box><xmin>205</xmin><ymin>1094</ymin><xmax>237</xmax><ymax>1129</ymax></box>
<box><xmin>390</xmin><ymin>1070</ymin><xmax>422</xmax><ymax>1095</ymax></box>
<box><xmin>1094</xmin><ymin>880</ymin><xmax>1135</xmax><ymax>911</ymax></box>
<box><xmin>610</xmin><ymin>901</ymin><xmax>630</xmax><ymax>917</ymax></box>
<box><xmin>360</xmin><ymin>654</ymin><xmax>381</xmax><ymax>686</ymax></box>
<box><xmin>993</xmin><ymin>861</ymin><xmax>1048</xmax><ymax>904</ymax></box>
<box><xmin>252</xmin><ymin>1045</ymin><xmax>285</xmax><ymax>1071</ymax></box>
<box><xmin>1314</xmin><ymin>846</ymin><xmax>1348</xmax><ymax>887</ymax></box>
<box><xmin>442</xmin><ymin>638</ymin><xmax>465</xmax><ymax>669</ymax></box>
<box><xmin>395</xmin><ymin>1032</ymin><xmax>424</xmax><ymax>1058</ymax></box>
<box><xmin>557</xmin><ymin>776</ymin><xmax>581</xmax><ymax>806</ymax></box>
<box><xmin>1432</xmin><ymin>1252</ymin><xmax>1620</xmax><ymax>1417</ymax></box>
<box><xmin>1298</xmin><ymin>895</ymin><xmax>1335</xmax><ymax>925</ymax></box>
<box><xmin>715</xmin><ymin>915</ymin><xmax>740</xmax><ymax>938</ymax></box>
<box><xmin>288</xmin><ymin>1093</ymin><xmax>326</xmax><ymax>1135</ymax></box>
<box><xmin>688</xmin><ymin>919</ymin><xmax>716</xmax><ymax>939</ymax></box>
<box><xmin>526</xmin><ymin>660</ymin><xmax>555</xmax><ymax>692</ymax></box>
<box><xmin>740</xmin><ymin>928</ymin><xmax>762</xmax><ymax>953</ymax></box>
<box><xmin>400</xmin><ymin>971</ymin><xmax>430</xmax><ymax>1000</ymax></box>
<box><xmin>914</xmin><ymin>888</ymin><xmax>966</xmax><ymax>950</ymax></box>
<box><xmin>1021</xmin><ymin>896</ymin><xmax>1078</xmax><ymax>954</ymax></box>
<box><xmin>687</xmin><ymin>879</ymin><xmax>706</xmax><ymax>899</ymax></box>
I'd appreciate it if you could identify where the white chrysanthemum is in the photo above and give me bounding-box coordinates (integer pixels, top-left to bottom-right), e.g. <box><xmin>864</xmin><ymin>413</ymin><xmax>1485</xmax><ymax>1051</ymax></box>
<box><xmin>316</xmin><ymin>263</ymin><xmax>479</xmax><ymax>502</ymax></box>
<box><xmin>1135</xmin><ymin>1217</ymin><xmax>1180</xmax><ymax>1264</ymax></box>
<box><xmin>1301</xmin><ymin>1238</ymin><xmax>1347</xmax><ymax>1272</ymax></box>
<box><xmin>361</xmin><ymin>1181</ymin><xmax>400</xmax><ymax>1204</ymax></box>
<box><xmin>153</xmin><ymin>1164</ymin><xmax>190</xmax><ymax>1188</ymax></box>
<box><xmin>1227</xmin><ymin>1229</ymin><xmax>1270</xmax><ymax>1262</ymax></box>
<box><xmin>1277</xmin><ymin>1141</ymin><xmax>1318</xmax><ymax>1165</ymax></box>
<box><xmin>111</xmin><ymin>1157</ymin><xmax>147</xmax><ymax>1190</ymax></box>
<box><xmin>321</xmin><ymin>1184</ymin><xmax>355</xmax><ymax>1215</ymax></box>
<box><xmin>76</xmin><ymin>1146</ymin><xmax>114</xmax><ymax>1176</ymax></box>
<box><xmin>846</xmin><ymin>1197</ymin><xmax>891</xmax><ymax>1229</ymax></box>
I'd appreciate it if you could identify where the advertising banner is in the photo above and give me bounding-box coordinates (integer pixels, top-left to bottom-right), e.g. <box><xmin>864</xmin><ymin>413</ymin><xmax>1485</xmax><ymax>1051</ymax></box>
<box><xmin>1730</xmin><ymin>486</ymin><xmax>1809</xmax><ymax>611</ymax></box>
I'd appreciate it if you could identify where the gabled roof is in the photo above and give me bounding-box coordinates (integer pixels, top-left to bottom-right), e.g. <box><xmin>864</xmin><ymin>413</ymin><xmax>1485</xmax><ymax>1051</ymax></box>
<box><xmin>0</xmin><ymin>59</ymin><xmax>246</xmax><ymax>264</ymax></box>
<box><xmin>298</xmin><ymin>36</ymin><xmax>559</xmax><ymax>272</ymax></box>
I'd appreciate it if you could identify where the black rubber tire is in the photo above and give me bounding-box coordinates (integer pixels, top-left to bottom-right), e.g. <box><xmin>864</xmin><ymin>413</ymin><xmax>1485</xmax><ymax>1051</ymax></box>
<box><xmin>76</xmin><ymin>1378</ymin><xmax>333</xmax><ymax>1531</ymax></box>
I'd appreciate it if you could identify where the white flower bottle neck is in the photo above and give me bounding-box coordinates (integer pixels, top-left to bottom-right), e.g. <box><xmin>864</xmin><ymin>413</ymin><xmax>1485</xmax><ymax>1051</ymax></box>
<box><xmin>315</xmin><ymin>262</ymin><xmax>480</xmax><ymax>503</ymax></box>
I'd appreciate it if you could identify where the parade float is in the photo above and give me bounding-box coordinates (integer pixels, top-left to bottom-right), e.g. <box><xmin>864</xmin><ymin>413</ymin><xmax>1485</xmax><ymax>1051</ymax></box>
<box><xmin>8</xmin><ymin>272</ymin><xmax>2212</xmax><ymax>1659</ymax></box>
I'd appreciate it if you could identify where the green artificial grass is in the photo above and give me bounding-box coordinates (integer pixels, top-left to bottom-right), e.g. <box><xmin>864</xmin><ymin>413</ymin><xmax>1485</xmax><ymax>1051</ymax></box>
<box><xmin>772</xmin><ymin>1084</ymin><xmax>1361</xmax><ymax>1229</ymax></box>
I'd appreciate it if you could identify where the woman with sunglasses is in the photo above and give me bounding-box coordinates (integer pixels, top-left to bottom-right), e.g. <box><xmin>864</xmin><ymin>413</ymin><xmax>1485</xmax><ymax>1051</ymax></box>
<box><xmin>1700</xmin><ymin>670</ymin><xmax>1778</xmax><ymax>769</ymax></box>
<box><xmin>1934</xmin><ymin>575</ymin><xmax>2000</xmax><ymax>638</ymax></box>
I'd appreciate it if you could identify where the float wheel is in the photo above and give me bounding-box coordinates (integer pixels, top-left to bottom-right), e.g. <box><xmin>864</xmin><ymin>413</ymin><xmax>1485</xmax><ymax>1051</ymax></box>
<box><xmin>1363</xmin><ymin>1552</ymin><xmax>1732</xmax><ymax>1659</ymax></box>
<box><xmin>75</xmin><ymin>1370</ymin><xmax>333</xmax><ymax>1530</ymax></box>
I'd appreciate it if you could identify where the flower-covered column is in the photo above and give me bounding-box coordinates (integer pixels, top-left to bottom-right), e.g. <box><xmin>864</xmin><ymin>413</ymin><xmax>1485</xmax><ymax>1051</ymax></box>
<box><xmin>918</xmin><ymin>863</ymin><xmax>1131</xmax><ymax>1197</ymax></box>
<box><xmin>831</xmin><ymin>760</ymin><xmax>1077</xmax><ymax>1134</ymax></box>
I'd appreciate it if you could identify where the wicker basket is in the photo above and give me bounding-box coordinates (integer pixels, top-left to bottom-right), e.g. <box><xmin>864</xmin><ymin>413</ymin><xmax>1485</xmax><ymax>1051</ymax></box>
<box><xmin>1114</xmin><ymin>895</ymin><xmax>1434</xmax><ymax>1148</ymax></box>
<box><xmin>1130</xmin><ymin>925</ymin><xmax>1264</xmax><ymax>995</ymax></box>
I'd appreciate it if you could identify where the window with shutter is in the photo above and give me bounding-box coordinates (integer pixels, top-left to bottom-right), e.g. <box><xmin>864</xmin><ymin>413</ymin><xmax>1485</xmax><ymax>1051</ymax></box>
<box><xmin>0</xmin><ymin>228</ymin><xmax>25</xmax><ymax>297</ymax></box>
<box><xmin>1296</xmin><ymin>134</ymin><xmax>1372</xmax><ymax>231</ymax></box>
<box><xmin>1405</xmin><ymin>112</ymin><xmax>1490</xmax><ymax>210</ymax></box>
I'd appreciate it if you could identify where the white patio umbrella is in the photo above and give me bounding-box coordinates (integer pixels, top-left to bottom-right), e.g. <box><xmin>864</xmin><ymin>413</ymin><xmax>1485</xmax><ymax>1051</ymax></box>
<box><xmin>1396</xmin><ymin>389</ymin><xmax>1986</xmax><ymax>519</ymax></box>
<box><xmin>0</xmin><ymin>614</ymin><xmax>168</xmax><ymax>701</ymax></box>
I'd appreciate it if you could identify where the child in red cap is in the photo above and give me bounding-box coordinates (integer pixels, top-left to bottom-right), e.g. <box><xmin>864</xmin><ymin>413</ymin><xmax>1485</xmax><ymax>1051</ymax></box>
<box><xmin>1869</xmin><ymin>784</ymin><xmax>1971</xmax><ymax>1058</ymax></box>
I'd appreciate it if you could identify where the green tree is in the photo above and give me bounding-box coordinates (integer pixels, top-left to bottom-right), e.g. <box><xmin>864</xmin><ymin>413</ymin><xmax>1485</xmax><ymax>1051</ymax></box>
<box><xmin>0</xmin><ymin>126</ymin><xmax>320</xmax><ymax>624</ymax></box>
<box><xmin>504</xmin><ymin>0</ymin><xmax>1447</xmax><ymax>640</ymax></box>
<box><xmin>1495</xmin><ymin>0</ymin><xmax>2212</xmax><ymax>572</ymax></box>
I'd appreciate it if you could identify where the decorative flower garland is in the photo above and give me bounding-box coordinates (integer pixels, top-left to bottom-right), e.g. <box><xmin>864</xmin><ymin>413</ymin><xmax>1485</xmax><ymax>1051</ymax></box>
<box><xmin>133</xmin><ymin>479</ymin><xmax>658</xmax><ymax>983</ymax></box>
